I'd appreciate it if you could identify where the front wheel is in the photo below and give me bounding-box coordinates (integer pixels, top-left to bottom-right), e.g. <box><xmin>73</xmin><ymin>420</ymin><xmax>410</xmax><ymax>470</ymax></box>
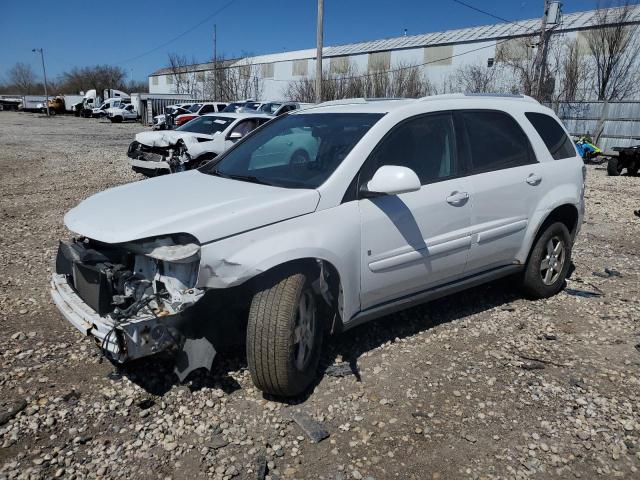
<box><xmin>247</xmin><ymin>271</ymin><xmax>324</xmax><ymax>397</ymax></box>
<box><xmin>521</xmin><ymin>222</ymin><xmax>572</xmax><ymax>299</ymax></box>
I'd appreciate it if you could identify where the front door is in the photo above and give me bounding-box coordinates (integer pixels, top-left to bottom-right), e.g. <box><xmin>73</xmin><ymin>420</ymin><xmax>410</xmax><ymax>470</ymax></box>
<box><xmin>358</xmin><ymin>112</ymin><xmax>473</xmax><ymax>309</ymax></box>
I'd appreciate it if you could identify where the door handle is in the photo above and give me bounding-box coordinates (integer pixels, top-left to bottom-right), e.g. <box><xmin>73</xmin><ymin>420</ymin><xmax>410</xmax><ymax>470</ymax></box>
<box><xmin>526</xmin><ymin>173</ymin><xmax>542</xmax><ymax>185</ymax></box>
<box><xmin>446</xmin><ymin>191</ymin><xmax>469</xmax><ymax>205</ymax></box>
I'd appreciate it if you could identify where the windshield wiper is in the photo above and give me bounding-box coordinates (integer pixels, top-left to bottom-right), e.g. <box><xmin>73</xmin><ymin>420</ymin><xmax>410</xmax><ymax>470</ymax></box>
<box><xmin>225</xmin><ymin>173</ymin><xmax>272</xmax><ymax>185</ymax></box>
<box><xmin>210</xmin><ymin>170</ymin><xmax>272</xmax><ymax>186</ymax></box>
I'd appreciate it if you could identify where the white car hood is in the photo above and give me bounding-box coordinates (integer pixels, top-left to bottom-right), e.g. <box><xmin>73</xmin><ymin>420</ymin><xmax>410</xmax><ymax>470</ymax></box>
<box><xmin>134</xmin><ymin>130</ymin><xmax>213</xmax><ymax>147</ymax></box>
<box><xmin>64</xmin><ymin>171</ymin><xmax>320</xmax><ymax>244</ymax></box>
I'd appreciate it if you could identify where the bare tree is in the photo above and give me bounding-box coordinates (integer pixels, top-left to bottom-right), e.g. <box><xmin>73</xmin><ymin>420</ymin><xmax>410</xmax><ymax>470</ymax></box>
<box><xmin>450</xmin><ymin>63</ymin><xmax>498</xmax><ymax>93</ymax></box>
<box><xmin>495</xmin><ymin>37</ymin><xmax>539</xmax><ymax>96</ymax></box>
<box><xmin>549</xmin><ymin>38</ymin><xmax>588</xmax><ymax>103</ymax></box>
<box><xmin>283</xmin><ymin>60</ymin><xmax>434</xmax><ymax>102</ymax></box>
<box><xmin>60</xmin><ymin>65</ymin><xmax>127</xmax><ymax>94</ymax></box>
<box><xmin>8</xmin><ymin>63</ymin><xmax>37</xmax><ymax>94</ymax></box>
<box><xmin>585</xmin><ymin>1</ymin><xmax>640</xmax><ymax>100</ymax></box>
<box><xmin>167</xmin><ymin>53</ymin><xmax>201</xmax><ymax>96</ymax></box>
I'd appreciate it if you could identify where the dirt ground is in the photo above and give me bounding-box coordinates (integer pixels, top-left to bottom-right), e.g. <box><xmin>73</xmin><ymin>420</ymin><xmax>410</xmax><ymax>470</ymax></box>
<box><xmin>0</xmin><ymin>112</ymin><xmax>639</xmax><ymax>480</ymax></box>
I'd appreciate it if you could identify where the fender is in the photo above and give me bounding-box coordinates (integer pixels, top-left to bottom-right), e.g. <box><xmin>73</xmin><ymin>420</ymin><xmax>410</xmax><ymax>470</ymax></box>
<box><xmin>516</xmin><ymin>184</ymin><xmax>581</xmax><ymax>263</ymax></box>
<box><xmin>196</xmin><ymin>202</ymin><xmax>362</xmax><ymax>323</ymax></box>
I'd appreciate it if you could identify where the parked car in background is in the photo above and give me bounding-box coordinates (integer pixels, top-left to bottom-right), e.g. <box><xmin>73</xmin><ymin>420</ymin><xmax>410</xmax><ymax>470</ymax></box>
<box><xmin>91</xmin><ymin>98</ymin><xmax>130</xmax><ymax>118</ymax></box>
<box><xmin>255</xmin><ymin>101</ymin><xmax>316</xmax><ymax>116</ymax></box>
<box><xmin>51</xmin><ymin>94</ymin><xmax>585</xmax><ymax>396</ymax></box>
<box><xmin>107</xmin><ymin>104</ymin><xmax>138</xmax><ymax>123</ymax></box>
<box><xmin>127</xmin><ymin>112</ymin><xmax>271</xmax><ymax>175</ymax></box>
<box><xmin>153</xmin><ymin>103</ymin><xmax>193</xmax><ymax>130</ymax></box>
<box><xmin>221</xmin><ymin>100</ymin><xmax>257</xmax><ymax>113</ymax></box>
<box><xmin>174</xmin><ymin>102</ymin><xmax>228</xmax><ymax>127</ymax></box>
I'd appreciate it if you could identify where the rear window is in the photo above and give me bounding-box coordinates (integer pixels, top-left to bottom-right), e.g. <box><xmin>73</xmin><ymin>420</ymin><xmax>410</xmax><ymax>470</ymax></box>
<box><xmin>525</xmin><ymin>112</ymin><xmax>576</xmax><ymax>160</ymax></box>
<box><xmin>459</xmin><ymin>110</ymin><xmax>534</xmax><ymax>173</ymax></box>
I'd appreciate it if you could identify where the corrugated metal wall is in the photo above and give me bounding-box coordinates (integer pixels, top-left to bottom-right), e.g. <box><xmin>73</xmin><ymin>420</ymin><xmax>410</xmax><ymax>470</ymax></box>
<box><xmin>551</xmin><ymin>101</ymin><xmax>640</xmax><ymax>153</ymax></box>
<box><xmin>137</xmin><ymin>95</ymin><xmax>204</xmax><ymax>125</ymax></box>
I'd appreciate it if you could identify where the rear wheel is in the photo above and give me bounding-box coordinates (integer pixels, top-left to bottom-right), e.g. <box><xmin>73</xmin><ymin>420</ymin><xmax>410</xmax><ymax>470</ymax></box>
<box><xmin>521</xmin><ymin>222</ymin><xmax>572</xmax><ymax>299</ymax></box>
<box><xmin>247</xmin><ymin>271</ymin><xmax>324</xmax><ymax>397</ymax></box>
<box><xmin>607</xmin><ymin>156</ymin><xmax>623</xmax><ymax>176</ymax></box>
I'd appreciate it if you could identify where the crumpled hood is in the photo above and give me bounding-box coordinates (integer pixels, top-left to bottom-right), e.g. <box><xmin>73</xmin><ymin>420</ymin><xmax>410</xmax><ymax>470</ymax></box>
<box><xmin>135</xmin><ymin>130</ymin><xmax>214</xmax><ymax>148</ymax></box>
<box><xmin>64</xmin><ymin>171</ymin><xmax>320</xmax><ymax>244</ymax></box>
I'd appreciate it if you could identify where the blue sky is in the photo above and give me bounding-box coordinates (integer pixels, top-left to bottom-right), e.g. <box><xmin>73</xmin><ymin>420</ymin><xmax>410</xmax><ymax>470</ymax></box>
<box><xmin>1</xmin><ymin>0</ymin><xmax>600</xmax><ymax>83</ymax></box>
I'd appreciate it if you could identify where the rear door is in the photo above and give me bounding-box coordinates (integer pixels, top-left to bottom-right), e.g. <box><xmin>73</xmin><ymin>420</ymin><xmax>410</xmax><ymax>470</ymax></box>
<box><xmin>358</xmin><ymin>112</ymin><xmax>473</xmax><ymax>309</ymax></box>
<box><xmin>455</xmin><ymin>110</ymin><xmax>544</xmax><ymax>274</ymax></box>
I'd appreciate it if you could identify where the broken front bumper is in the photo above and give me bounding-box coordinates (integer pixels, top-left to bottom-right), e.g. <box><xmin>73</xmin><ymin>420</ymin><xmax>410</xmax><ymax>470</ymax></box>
<box><xmin>50</xmin><ymin>273</ymin><xmax>179</xmax><ymax>362</ymax></box>
<box><xmin>127</xmin><ymin>157</ymin><xmax>171</xmax><ymax>173</ymax></box>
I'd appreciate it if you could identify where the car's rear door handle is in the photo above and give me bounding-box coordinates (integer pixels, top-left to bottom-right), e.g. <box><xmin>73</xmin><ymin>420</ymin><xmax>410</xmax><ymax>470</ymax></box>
<box><xmin>526</xmin><ymin>173</ymin><xmax>542</xmax><ymax>185</ymax></box>
<box><xmin>446</xmin><ymin>191</ymin><xmax>469</xmax><ymax>205</ymax></box>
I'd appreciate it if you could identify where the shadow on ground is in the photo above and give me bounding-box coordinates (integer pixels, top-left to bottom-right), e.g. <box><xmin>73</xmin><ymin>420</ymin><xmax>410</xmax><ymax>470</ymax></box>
<box><xmin>109</xmin><ymin>275</ymin><xmax>526</xmax><ymax>401</ymax></box>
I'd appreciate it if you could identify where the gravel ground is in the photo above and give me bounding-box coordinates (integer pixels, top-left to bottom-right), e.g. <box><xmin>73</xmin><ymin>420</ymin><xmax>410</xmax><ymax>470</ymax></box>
<box><xmin>0</xmin><ymin>112</ymin><xmax>639</xmax><ymax>480</ymax></box>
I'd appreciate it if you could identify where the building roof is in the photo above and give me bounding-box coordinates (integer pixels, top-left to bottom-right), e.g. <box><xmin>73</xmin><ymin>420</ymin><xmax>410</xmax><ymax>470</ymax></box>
<box><xmin>150</xmin><ymin>5</ymin><xmax>640</xmax><ymax>75</ymax></box>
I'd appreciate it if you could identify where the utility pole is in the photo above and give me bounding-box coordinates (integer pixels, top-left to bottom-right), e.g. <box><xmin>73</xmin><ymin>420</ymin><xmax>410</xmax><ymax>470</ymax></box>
<box><xmin>534</xmin><ymin>0</ymin><xmax>559</xmax><ymax>100</ymax></box>
<box><xmin>315</xmin><ymin>0</ymin><xmax>324</xmax><ymax>103</ymax></box>
<box><xmin>32</xmin><ymin>48</ymin><xmax>49</xmax><ymax>116</ymax></box>
<box><xmin>213</xmin><ymin>24</ymin><xmax>217</xmax><ymax>100</ymax></box>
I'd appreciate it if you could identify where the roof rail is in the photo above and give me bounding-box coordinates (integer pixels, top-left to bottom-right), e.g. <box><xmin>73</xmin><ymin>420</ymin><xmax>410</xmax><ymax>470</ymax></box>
<box><xmin>313</xmin><ymin>97</ymin><xmax>408</xmax><ymax>107</ymax></box>
<box><xmin>418</xmin><ymin>92</ymin><xmax>539</xmax><ymax>103</ymax></box>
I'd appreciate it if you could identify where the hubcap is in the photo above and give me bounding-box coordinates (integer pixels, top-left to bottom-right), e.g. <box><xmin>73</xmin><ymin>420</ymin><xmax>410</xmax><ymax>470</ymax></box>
<box><xmin>540</xmin><ymin>236</ymin><xmax>565</xmax><ymax>285</ymax></box>
<box><xmin>293</xmin><ymin>290</ymin><xmax>316</xmax><ymax>371</ymax></box>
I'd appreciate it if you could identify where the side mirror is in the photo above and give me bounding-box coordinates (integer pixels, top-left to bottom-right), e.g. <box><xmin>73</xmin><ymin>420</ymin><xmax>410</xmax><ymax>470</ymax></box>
<box><xmin>363</xmin><ymin>165</ymin><xmax>421</xmax><ymax>197</ymax></box>
<box><xmin>229</xmin><ymin>131</ymin><xmax>243</xmax><ymax>140</ymax></box>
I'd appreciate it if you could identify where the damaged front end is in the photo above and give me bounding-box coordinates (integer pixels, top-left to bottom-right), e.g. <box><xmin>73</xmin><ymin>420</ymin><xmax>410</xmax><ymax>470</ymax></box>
<box><xmin>50</xmin><ymin>234</ymin><xmax>215</xmax><ymax>380</ymax></box>
<box><xmin>127</xmin><ymin>140</ymin><xmax>195</xmax><ymax>176</ymax></box>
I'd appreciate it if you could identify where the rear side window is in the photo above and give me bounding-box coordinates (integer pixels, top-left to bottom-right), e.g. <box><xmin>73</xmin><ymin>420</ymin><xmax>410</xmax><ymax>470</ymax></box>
<box><xmin>458</xmin><ymin>110</ymin><xmax>534</xmax><ymax>173</ymax></box>
<box><xmin>525</xmin><ymin>112</ymin><xmax>576</xmax><ymax>160</ymax></box>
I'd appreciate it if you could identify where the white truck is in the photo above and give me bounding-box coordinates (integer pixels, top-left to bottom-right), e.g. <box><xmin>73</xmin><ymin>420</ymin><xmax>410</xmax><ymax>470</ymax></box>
<box><xmin>107</xmin><ymin>104</ymin><xmax>138</xmax><ymax>123</ymax></box>
<box><xmin>78</xmin><ymin>89</ymin><xmax>130</xmax><ymax>117</ymax></box>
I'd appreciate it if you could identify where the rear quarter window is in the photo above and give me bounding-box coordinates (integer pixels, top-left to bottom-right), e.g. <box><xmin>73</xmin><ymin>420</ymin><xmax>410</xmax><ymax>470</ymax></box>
<box><xmin>525</xmin><ymin>112</ymin><xmax>577</xmax><ymax>160</ymax></box>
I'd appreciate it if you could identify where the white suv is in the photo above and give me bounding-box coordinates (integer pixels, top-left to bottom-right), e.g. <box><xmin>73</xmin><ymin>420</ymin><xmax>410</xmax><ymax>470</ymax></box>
<box><xmin>51</xmin><ymin>94</ymin><xmax>585</xmax><ymax>396</ymax></box>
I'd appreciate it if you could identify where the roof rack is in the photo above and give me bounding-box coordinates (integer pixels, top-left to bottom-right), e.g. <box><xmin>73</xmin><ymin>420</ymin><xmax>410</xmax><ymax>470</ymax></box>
<box><xmin>418</xmin><ymin>92</ymin><xmax>539</xmax><ymax>103</ymax></box>
<box><xmin>314</xmin><ymin>97</ymin><xmax>408</xmax><ymax>107</ymax></box>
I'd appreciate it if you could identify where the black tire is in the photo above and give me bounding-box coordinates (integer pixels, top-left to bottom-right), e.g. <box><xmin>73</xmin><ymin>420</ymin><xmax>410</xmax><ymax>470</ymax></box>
<box><xmin>607</xmin><ymin>157</ymin><xmax>623</xmax><ymax>176</ymax></box>
<box><xmin>110</xmin><ymin>116</ymin><xmax>122</xmax><ymax>123</ymax></box>
<box><xmin>247</xmin><ymin>271</ymin><xmax>324</xmax><ymax>397</ymax></box>
<box><xmin>290</xmin><ymin>149</ymin><xmax>310</xmax><ymax>166</ymax></box>
<box><xmin>521</xmin><ymin>222</ymin><xmax>572</xmax><ymax>299</ymax></box>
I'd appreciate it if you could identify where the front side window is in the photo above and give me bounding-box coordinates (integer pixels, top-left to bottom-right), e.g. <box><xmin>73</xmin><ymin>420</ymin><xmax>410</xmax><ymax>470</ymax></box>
<box><xmin>362</xmin><ymin>113</ymin><xmax>456</xmax><ymax>186</ymax></box>
<box><xmin>229</xmin><ymin>119</ymin><xmax>261</xmax><ymax>138</ymax></box>
<box><xmin>458</xmin><ymin>110</ymin><xmax>534</xmax><ymax>173</ymax></box>
<box><xmin>187</xmin><ymin>103</ymin><xmax>203</xmax><ymax>113</ymax></box>
<box><xmin>177</xmin><ymin>116</ymin><xmax>233</xmax><ymax>134</ymax></box>
<box><xmin>525</xmin><ymin>112</ymin><xmax>576</xmax><ymax>160</ymax></box>
<box><xmin>202</xmin><ymin>113</ymin><xmax>383</xmax><ymax>188</ymax></box>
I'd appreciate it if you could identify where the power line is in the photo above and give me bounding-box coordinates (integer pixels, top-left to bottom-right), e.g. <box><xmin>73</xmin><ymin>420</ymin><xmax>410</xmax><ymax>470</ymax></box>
<box><xmin>114</xmin><ymin>0</ymin><xmax>236</xmax><ymax>66</ymax></box>
<box><xmin>450</xmin><ymin>0</ymin><xmax>539</xmax><ymax>34</ymax></box>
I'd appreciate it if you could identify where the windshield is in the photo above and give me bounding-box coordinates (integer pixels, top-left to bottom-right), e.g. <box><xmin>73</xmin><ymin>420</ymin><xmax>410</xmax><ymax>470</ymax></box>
<box><xmin>258</xmin><ymin>103</ymin><xmax>282</xmax><ymax>114</ymax></box>
<box><xmin>222</xmin><ymin>102</ymin><xmax>243</xmax><ymax>112</ymax></box>
<box><xmin>187</xmin><ymin>103</ymin><xmax>203</xmax><ymax>113</ymax></box>
<box><xmin>201</xmin><ymin>113</ymin><xmax>383</xmax><ymax>188</ymax></box>
<box><xmin>176</xmin><ymin>115</ymin><xmax>234</xmax><ymax>134</ymax></box>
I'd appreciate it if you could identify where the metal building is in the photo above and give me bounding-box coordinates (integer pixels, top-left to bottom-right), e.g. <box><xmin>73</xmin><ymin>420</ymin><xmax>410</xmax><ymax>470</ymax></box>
<box><xmin>148</xmin><ymin>5</ymin><xmax>640</xmax><ymax>102</ymax></box>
